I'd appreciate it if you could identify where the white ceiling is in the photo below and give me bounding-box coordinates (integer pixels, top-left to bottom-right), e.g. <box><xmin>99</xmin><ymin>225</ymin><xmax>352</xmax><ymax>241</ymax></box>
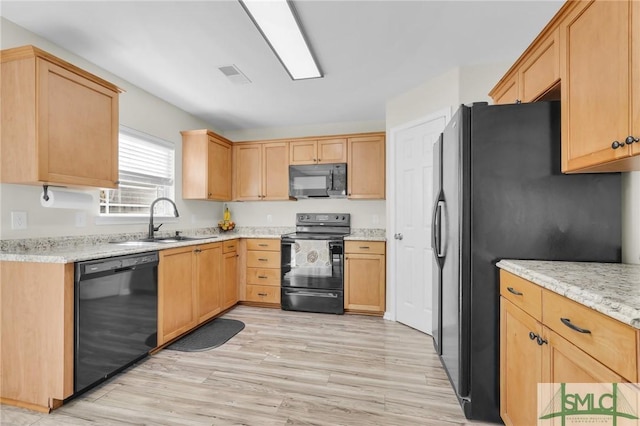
<box><xmin>1</xmin><ymin>0</ymin><xmax>563</xmax><ymax>132</ymax></box>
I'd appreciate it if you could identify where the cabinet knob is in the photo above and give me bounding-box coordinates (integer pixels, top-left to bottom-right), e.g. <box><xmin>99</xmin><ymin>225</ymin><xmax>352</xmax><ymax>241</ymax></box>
<box><xmin>529</xmin><ymin>331</ymin><xmax>537</xmax><ymax>340</ymax></box>
<box><xmin>611</xmin><ymin>140</ymin><xmax>623</xmax><ymax>149</ymax></box>
<box><xmin>536</xmin><ymin>336</ymin><xmax>548</xmax><ymax>346</ymax></box>
<box><xmin>625</xmin><ymin>135</ymin><xmax>639</xmax><ymax>145</ymax></box>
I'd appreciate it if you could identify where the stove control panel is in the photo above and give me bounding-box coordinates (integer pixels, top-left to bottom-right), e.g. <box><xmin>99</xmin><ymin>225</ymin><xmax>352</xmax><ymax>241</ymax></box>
<box><xmin>296</xmin><ymin>213</ymin><xmax>350</xmax><ymax>226</ymax></box>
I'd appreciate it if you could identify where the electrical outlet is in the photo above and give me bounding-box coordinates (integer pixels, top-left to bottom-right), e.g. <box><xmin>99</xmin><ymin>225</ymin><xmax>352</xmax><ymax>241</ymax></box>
<box><xmin>11</xmin><ymin>211</ymin><xmax>27</xmax><ymax>230</ymax></box>
<box><xmin>75</xmin><ymin>212</ymin><xmax>87</xmax><ymax>227</ymax></box>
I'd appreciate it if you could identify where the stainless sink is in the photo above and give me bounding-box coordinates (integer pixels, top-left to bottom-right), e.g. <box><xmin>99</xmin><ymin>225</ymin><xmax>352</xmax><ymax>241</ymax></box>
<box><xmin>109</xmin><ymin>240</ymin><xmax>159</xmax><ymax>247</ymax></box>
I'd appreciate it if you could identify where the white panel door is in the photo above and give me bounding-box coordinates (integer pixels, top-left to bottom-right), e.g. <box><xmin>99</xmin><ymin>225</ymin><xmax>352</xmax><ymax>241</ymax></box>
<box><xmin>394</xmin><ymin>114</ymin><xmax>447</xmax><ymax>334</ymax></box>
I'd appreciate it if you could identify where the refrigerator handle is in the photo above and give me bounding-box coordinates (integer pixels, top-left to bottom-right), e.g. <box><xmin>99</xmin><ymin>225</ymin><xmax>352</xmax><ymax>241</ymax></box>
<box><xmin>431</xmin><ymin>198</ymin><xmax>445</xmax><ymax>258</ymax></box>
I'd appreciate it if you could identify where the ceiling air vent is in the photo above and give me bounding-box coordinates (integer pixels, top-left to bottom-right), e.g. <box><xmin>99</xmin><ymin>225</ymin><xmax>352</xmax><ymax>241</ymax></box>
<box><xmin>218</xmin><ymin>65</ymin><xmax>251</xmax><ymax>84</ymax></box>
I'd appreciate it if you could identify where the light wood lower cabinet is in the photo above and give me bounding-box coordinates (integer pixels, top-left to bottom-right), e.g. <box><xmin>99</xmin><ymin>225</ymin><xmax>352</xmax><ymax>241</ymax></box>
<box><xmin>158</xmin><ymin>242</ymin><xmax>225</xmax><ymax>345</ymax></box>
<box><xmin>344</xmin><ymin>241</ymin><xmax>386</xmax><ymax>314</ymax></box>
<box><xmin>195</xmin><ymin>243</ymin><xmax>223</xmax><ymax>324</ymax></box>
<box><xmin>243</xmin><ymin>238</ymin><xmax>281</xmax><ymax>305</ymax></box>
<box><xmin>499</xmin><ymin>269</ymin><xmax>638</xmax><ymax>426</ymax></box>
<box><xmin>221</xmin><ymin>240</ymin><xmax>239</xmax><ymax>310</ymax></box>
<box><xmin>158</xmin><ymin>246</ymin><xmax>198</xmax><ymax>345</ymax></box>
<box><xmin>0</xmin><ymin>261</ymin><xmax>74</xmax><ymax>411</ymax></box>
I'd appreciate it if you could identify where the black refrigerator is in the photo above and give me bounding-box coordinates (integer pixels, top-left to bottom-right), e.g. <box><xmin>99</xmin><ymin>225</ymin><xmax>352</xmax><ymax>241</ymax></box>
<box><xmin>430</xmin><ymin>101</ymin><xmax>621</xmax><ymax>423</ymax></box>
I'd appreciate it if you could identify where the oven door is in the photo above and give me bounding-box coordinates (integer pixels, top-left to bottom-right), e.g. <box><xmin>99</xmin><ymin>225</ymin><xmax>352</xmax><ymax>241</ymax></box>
<box><xmin>281</xmin><ymin>237</ymin><xmax>343</xmax><ymax>290</ymax></box>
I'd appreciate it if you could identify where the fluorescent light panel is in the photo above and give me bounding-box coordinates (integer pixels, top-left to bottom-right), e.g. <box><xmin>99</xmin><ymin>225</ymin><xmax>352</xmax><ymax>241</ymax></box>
<box><xmin>240</xmin><ymin>0</ymin><xmax>322</xmax><ymax>80</ymax></box>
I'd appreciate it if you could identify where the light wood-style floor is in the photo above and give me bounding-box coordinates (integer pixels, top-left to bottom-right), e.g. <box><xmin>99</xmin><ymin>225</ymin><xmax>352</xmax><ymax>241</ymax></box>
<box><xmin>1</xmin><ymin>306</ymin><xmax>494</xmax><ymax>425</ymax></box>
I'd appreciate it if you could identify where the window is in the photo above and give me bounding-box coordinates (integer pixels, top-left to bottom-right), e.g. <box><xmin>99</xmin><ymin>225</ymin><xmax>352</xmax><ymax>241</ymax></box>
<box><xmin>100</xmin><ymin>126</ymin><xmax>175</xmax><ymax>216</ymax></box>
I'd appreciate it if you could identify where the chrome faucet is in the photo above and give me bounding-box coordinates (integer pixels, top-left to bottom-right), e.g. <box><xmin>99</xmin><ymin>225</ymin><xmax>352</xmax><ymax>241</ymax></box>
<box><xmin>148</xmin><ymin>197</ymin><xmax>180</xmax><ymax>239</ymax></box>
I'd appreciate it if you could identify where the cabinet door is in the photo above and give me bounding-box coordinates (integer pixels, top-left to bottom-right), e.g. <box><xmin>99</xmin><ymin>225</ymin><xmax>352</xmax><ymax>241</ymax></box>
<box><xmin>208</xmin><ymin>136</ymin><xmax>232</xmax><ymax>200</ymax></box>
<box><xmin>158</xmin><ymin>247</ymin><xmax>196</xmax><ymax>344</ymax></box>
<box><xmin>344</xmin><ymin>253</ymin><xmax>385</xmax><ymax>312</ymax></box>
<box><xmin>561</xmin><ymin>0</ymin><xmax>631</xmax><ymax>171</ymax></box>
<box><xmin>290</xmin><ymin>140</ymin><xmax>317</xmax><ymax>165</ymax></box>
<box><xmin>317</xmin><ymin>138</ymin><xmax>347</xmax><ymax>163</ymax></box>
<box><xmin>347</xmin><ymin>135</ymin><xmax>385</xmax><ymax>199</ymax></box>
<box><xmin>492</xmin><ymin>73</ymin><xmax>519</xmax><ymax>105</ymax></box>
<box><xmin>235</xmin><ymin>143</ymin><xmax>262</xmax><ymax>200</ymax></box>
<box><xmin>543</xmin><ymin>327</ymin><xmax>624</xmax><ymax>384</ymax></box>
<box><xmin>500</xmin><ymin>298</ymin><xmax>543</xmax><ymax>426</ymax></box>
<box><xmin>262</xmin><ymin>142</ymin><xmax>289</xmax><ymax>200</ymax></box>
<box><xmin>632</xmin><ymin>0</ymin><xmax>640</xmax><ymax>158</ymax></box>
<box><xmin>196</xmin><ymin>243</ymin><xmax>222</xmax><ymax>324</ymax></box>
<box><xmin>38</xmin><ymin>59</ymin><xmax>118</xmax><ymax>188</ymax></box>
<box><xmin>222</xmin><ymin>250</ymin><xmax>238</xmax><ymax>310</ymax></box>
<box><xmin>520</xmin><ymin>28</ymin><xmax>560</xmax><ymax>102</ymax></box>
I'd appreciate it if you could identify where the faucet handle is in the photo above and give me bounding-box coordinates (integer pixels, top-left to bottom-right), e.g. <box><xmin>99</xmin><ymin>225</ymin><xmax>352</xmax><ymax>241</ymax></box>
<box><xmin>154</xmin><ymin>223</ymin><xmax>163</xmax><ymax>232</ymax></box>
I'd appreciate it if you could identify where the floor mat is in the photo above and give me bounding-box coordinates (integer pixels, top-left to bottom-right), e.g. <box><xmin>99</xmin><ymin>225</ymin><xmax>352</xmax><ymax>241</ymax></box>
<box><xmin>166</xmin><ymin>318</ymin><xmax>245</xmax><ymax>352</ymax></box>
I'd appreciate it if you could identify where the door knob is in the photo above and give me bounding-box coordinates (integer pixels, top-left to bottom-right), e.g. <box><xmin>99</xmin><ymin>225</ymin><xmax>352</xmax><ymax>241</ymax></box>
<box><xmin>394</xmin><ymin>233</ymin><xmax>403</xmax><ymax>240</ymax></box>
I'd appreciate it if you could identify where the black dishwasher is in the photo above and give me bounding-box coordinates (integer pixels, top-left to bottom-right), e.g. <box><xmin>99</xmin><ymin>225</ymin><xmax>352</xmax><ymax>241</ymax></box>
<box><xmin>74</xmin><ymin>251</ymin><xmax>158</xmax><ymax>395</ymax></box>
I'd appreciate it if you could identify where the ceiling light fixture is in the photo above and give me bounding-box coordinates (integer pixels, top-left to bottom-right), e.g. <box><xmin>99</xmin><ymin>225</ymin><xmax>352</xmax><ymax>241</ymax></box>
<box><xmin>239</xmin><ymin>0</ymin><xmax>323</xmax><ymax>80</ymax></box>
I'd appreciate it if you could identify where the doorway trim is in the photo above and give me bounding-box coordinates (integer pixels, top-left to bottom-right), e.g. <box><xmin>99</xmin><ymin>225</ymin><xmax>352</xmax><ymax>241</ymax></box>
<box><xmin>385</xmin><ymin>107</ymin><xmax>451</xmax><ymax>323</ymax></box>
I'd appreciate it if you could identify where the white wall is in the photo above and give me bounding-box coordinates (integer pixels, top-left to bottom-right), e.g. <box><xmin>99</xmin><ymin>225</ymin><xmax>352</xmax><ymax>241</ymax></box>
<box><xmin>622</xmin><ymin>172</ymin><xmax>640</xmax><ymax>264</ymax></box>
<box><xmin>0</xmin><ymin>18</ymin><xmax>227</xmax><ymax>239</ymax></box>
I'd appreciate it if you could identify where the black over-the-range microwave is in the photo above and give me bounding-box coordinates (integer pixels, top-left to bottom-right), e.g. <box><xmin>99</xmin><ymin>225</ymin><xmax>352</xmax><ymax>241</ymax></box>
<box><xmin>289</xmin><ymin>163</ymin><xmax>347</xmax><ymax>199</ymax></box>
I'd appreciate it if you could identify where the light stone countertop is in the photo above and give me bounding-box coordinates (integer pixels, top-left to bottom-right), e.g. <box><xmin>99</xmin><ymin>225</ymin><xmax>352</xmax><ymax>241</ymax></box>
<box><xmin>497</xmin><ymin>259</ymin><xmax>640</xmax><ymax>329</ymax></box>
<box><xmin>0</xmin><ymin>227</ymin><xmax>386</xmax><ymax>263</ymax></box>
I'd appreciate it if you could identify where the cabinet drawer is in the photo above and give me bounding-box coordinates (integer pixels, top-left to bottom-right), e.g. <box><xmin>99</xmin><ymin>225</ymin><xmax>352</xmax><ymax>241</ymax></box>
<box><xmin>246</xmin><ymin>239</ymin><xmax>280</xmax><ymax>251</ymax></box>
<box><xmin>247</xmin><ymin>251</ymin><xmax>280</xmax><ymax>268</ymax></box>
<box><xmin>246</xmin><ymin>284</ymin><xmax>280</xmax><ymax>304</ymax></box>
<box><xmin>499</xmin><ymin>270</ymin><xmax>542</xmax><ymax>321</ymax></box>
<box><xmin>223</xmin><ymin>240</ymin><xmax>238</xmax><ymax>253</ymax></box>
<box><xmin>345</xmin><ymin>241</ymin><xmax>385</xmax><ymax>255</ymax></box>
<box><xmin>247</xmin><ymin>268</ymin><xmax>280</xmax><ymax>286</ymax></box>
<box><xmin>543</xmin><ymin>290</ymin><xmax>637</xmax><ymax>381</ymax></box>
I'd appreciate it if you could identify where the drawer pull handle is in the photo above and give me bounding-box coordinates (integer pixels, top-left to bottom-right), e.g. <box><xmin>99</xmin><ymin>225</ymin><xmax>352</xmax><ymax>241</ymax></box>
<box><xmin>258</xmin><ymin>275</ymin><xmax>268</xmax><ymax>279</ymax></box>
<box><xmin>258</xmin><ymin>244</ymin><xmax>268</xmax><ymax>247</ymax></box>
<box><xmin>560</xmin><ymin>318</ymin><xmax>591</xmax><ymax>334</ymax></box>
<box><xmin>507</xmin><ymin>287</ymin><xmax>523</xmax><ymax>296</ymax></box>
<box><xmin>228</xmin><ymin>245</ymin><xmax>235</xmax><ymax>249</ymax></box>
<box><xmin>359</xmin><ymin>246</ymin><xmax>370</xmax><ymax>249</ymax></box>
<box><xmin>258</xmin><ymin>258</ymin><xmax>268</xmax><ymax>261</ymax></box>
<box><xmin>257</xmin><ymin>292</ymin><xmax>268</xmax><ymax>296</ymax></box>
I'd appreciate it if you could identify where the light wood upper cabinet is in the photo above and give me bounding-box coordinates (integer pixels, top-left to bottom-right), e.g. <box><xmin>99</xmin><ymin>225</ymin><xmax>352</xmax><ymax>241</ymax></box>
<box><xmin>490</xmin><ymin>0</ymin><xmax>639</xmax><ymax>172</ymax></box>
<box><xmin>490</xmin><ymin>28</ymin><xmax>560</xmax><ymax>105</ymax></box>
<box><xmin>347</xmin><ymin>135</ymin><xmax>385</xmax><ymax>199</ymax></box>
<box><xmin>561</xmin><ymin>0</ymin><xmax>639</xmax><ymax>172</ymax></box>
<box><xmin>234</xmin><ymin>142</ymin><xmax>289</xmax><ymax>201</ymax></box>
<box><xmin>289</xmin><ymin>138</ymin><xmax>347</xmax><ymax>165</ymax></box>
<box><xmin>181</xmin><ymin>129</ymin><xmax>232</xmax><ymax>201</ymax></box>
<box><xmin>1</xmin><ymin>45</ymin><xmax>120</xmax><ymax>188</ymax></box>
<box><xmin>344</xmin><ymin>241</ymin><xmax>386</xmax><ymax>314</ymax></box>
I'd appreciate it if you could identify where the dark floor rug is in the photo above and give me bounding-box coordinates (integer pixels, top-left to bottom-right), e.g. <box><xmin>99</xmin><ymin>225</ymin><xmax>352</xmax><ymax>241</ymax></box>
<box><xmin>166</xmin><ymin>318</ymin><xmax>245</xmax><ymax>352</ymax></box>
